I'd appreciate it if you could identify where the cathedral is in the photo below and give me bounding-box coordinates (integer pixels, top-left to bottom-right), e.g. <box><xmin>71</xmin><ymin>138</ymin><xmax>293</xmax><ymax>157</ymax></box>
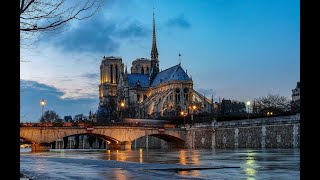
<box><xmin>97</xmin><ymin>13</ymin><xmax>213</xmax><ymax>121</ymax></box>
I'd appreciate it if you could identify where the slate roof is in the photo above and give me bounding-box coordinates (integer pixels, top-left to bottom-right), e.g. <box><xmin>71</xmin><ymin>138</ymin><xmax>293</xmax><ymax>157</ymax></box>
<box><xmin>128</xmin><ymin>74</ymin><xmax>150</xmax><ymax>88</ymax></box>
<box><xmin>151</xmin><ymin>64</ymin><xmax>190</xmax><ymax>87</ymax></box>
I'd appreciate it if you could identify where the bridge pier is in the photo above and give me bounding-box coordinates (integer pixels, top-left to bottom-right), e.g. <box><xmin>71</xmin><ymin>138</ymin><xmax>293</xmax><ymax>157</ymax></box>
<box><xmin>107</xmin><ymin>141</ymin><xmax>132</xmax><ymax>150</ymax></box>
<box><xmin>120</xmin><ymin>141</ymin><xmax>132</xmax><ymax>150</ymax></box>
<box><xmin>167</xmin><ymin>142</ymin><xmax>185</xmax><ymax>149</ymax></box>
<box><xmin>31</xmin><ymin>143</ymin><xmax>51</xmax><ymax>152</ymax></box>
<box><xmin>107</xmin><ymin>142</ymin><xmax>121</xmax><ymax>150</ymax></box>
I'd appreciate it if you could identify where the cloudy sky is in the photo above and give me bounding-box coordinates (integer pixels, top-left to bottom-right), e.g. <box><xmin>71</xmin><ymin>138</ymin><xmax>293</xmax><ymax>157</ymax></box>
<box><xmin>20</xmin><ymin>0</ymin><xmax>300</xmax><ymax>122</ymax></box>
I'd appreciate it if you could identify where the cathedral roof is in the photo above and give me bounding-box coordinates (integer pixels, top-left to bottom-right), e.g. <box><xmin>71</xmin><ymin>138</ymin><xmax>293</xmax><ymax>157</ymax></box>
<box><xmin>128</xmin><ymin>74</ymin><xmax>150</xmax><ymax>88</ymax></box>
<box><xmin>151</xmin><ymin>64</ymin><xmax>191</xmax><ymax>87</ymax></box>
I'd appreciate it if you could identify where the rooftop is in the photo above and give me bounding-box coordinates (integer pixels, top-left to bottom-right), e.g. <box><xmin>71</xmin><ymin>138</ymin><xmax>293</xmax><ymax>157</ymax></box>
<box><xmin>151</xmin><ymin>64</ymin><xmax>191</xmax><ymax>87</ymax></box>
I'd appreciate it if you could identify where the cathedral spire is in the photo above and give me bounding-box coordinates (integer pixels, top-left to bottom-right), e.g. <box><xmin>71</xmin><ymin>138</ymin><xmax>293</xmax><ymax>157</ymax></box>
<box><xmin>150</xmin><ymin>9</ymin><xmax>160</xmax><ymax>82</ymax></box>
<box><xmin>151</xmin><ymin>10</ymin><xmax>158</xmax><ymax>61</ymax></box>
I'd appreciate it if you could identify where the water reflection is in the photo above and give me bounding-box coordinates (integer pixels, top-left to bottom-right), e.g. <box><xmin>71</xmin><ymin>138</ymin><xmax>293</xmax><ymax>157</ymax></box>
<box><xmin>113</xmin><ymin>168</ymin><xmax>130</xmax><ymax>180</ymax></box>
<box><xmin>118</xmin><ymin>151</ymin><xmax>127</xmax><ymax>162</ymax></box>
<box><xmin>107</xmin><ymin>150</ymin><xmax>111</xmax><ymax>160</ymax></box>
<box><xmin>116</xmin><ymin>150</ymin><xmax>119</xmax><ymax>161</ymax></box>
<box><xmin>244</xmin><ymin>151</ymin><xmax>258</xmax><ymax>180</ymax></box>
<box><xmin>21</xmin><ymin>149</ymin><xmax>300</xmax><ymax>180</ymax></box>
<box><xmin>139</xmin><ymin>148</ymin><xmax>143</xmax><ymax>163</ymax></box>
<box><xmin>179</xmin><ymin>150</ymin><xmax>187</xmax><ymax>165</ymax></box>
<box><xmin>191</xmin><ymin>150</ymin><xmax>200</xmax><ymax>165</ymax></box>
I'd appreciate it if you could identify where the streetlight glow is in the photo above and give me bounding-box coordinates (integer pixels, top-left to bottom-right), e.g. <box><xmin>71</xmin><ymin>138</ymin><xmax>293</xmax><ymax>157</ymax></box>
<box><xmin>120</xmin><ymin>102</ymin><xmax>125</xmax><ymax>107</ymax></box>
<box><xmin>192</xmin><ymin>105</ymin><xmax>197</xmax><ymax>110</ymax></box>
<box><xmin>40</xmin><ymin>99</ymin><xmax>46</xmax><ymax>106</ymax></box>
<box><xmin>246</xmin><ymin>101</ymin><xmax>250</xmax><ymax>119</ymax></box>
<box><xmin>40</xmin><ymin>99</ymin><xmax>46</xmax><ymax>118</ymax></box>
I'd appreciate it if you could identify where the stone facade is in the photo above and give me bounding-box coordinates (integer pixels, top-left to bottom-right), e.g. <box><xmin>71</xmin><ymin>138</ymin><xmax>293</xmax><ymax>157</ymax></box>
<box><xmin>213</xmin><ymin>115</ymin><xmax>300</xmax><ymax>148</ymax></box>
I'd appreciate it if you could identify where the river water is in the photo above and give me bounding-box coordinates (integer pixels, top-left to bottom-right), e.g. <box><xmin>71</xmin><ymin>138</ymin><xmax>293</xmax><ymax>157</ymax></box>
<box><xmin>20</xmin><ymin>148</ymin><xmax>300</xmax><ymax>179</ymax></box>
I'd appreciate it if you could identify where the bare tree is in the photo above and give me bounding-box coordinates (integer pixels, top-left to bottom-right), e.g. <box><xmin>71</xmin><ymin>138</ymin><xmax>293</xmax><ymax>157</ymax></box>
<box><xmin>40</xmin><ymin>110</ymin><xmax>61</xmax><ymax>122</ymax></box>
<box><xmin>255</xmin><ymin>94</ymin><xmax>291</xmax><ymax>115</ymax></box>
<box><xmin>20</xmin><ymin>0</ymin><xmax>105</xmax><ymax>42</ymax></box>
<box><xmin>73</xmin><ymin>113</ymin><xmax>88</xmax><ymax>122</ymax></box>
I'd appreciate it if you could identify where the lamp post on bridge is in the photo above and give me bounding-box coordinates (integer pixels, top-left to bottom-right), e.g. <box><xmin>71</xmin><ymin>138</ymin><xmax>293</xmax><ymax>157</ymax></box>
<box><xmin>180</xmin><ymin>111</ymin><xmax>187</xmax><ymax>128</ymax></box>
<box><xmin>120</xmin><ymin>101</ymin><xmax>125</xmax><ymax>120</ymax></box>
<box><xmin>189</xmin><ymin>104</ymin><xmax>197</xmax><ymax>127</ymax></box>
<box><xmin>40</xmin><ymin>99</ymin><xmax>46</xmax><ymax>118</ymax></box>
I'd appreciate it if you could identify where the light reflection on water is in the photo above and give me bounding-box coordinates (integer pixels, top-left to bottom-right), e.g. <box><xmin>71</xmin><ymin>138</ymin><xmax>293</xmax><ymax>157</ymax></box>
<box><xmin>20</xmin><ymin>148</ymin><xmax>300</xmax><ymax>180</ymax></box>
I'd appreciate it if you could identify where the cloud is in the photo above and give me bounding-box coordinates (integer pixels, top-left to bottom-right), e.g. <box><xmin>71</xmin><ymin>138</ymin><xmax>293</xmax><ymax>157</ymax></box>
<box><xmin>115</xmin><ymin>20</ymin><xmax>150</xmax><ymax>38</ymax></box>
<box><xmin>20</xmin><ymin>80</ymin><xmax>98</xmax><ymax>122</ymax></box>
<box><xmin>82</xmin><ymin>73</ymin><xmax>99</xmax><ymax>79</ymax></box>
<box><xmin>166</xmin><ymin>15</ymin><xmax>191</xmax><ymax>29</ymax></box>
<box><xmin>43</xmin><ymin>16</ymin><xmax>150</xmax><ymax>54</ymax></box>
<box><xmin>20</xmin><ymin>80</ymin><xmax>64</xmax><ymax>97</ymax></box>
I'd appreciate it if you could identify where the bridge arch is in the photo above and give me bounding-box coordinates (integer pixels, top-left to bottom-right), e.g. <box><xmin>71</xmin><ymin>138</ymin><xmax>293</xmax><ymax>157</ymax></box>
<box><xmin>20</xmin><ymin>127</ymin><xmax>189</xmax><ymax>151</ymax></box>
<box><xmin>132</xmin><ymin>134</ymin><xmax>186</xmax><ymax>149</ymax></box>
<box><xmin>57</xmin><ymin>133</ymin><xmax>120</xmax><ymax>144</ymax></box>
<box><xmin>20</xmin><ymin>137</ymin><xmax>35</xmax><ymax>144</ymax></box>
<box><xmin>50</xmin><ymin>133</ymin><xmax>122</xmax><ymax>150</ymax></box>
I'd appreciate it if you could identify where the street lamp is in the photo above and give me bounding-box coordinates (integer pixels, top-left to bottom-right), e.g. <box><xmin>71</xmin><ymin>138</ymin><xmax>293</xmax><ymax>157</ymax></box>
<box><xmin>246</xmin><ymin>101</ymin><xmax>250</xmax><ymax>119</ymax></box>
<box><xmin>40</xmin><ymin>99</ymin><xmax>46</xmax><ymax>117</ymax></box>
<box><xmin>120</xmin><ymin>101</ymin><xmax>125</xmax><ymax>119</ymax></box>
<box><xmin>180</xmin><ymin>111</ymin><xmax>187</xmax><ymax>127</ymax></box>
<box><xmin>189</xmin><ymin>105</ymin><xmax>197</xmax><ymax>127</ymax></box>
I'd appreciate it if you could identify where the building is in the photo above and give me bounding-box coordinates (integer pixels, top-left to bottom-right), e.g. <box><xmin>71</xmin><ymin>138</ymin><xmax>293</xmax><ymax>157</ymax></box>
<box><xmin>97</xmin><ymin>13</ymin><xmax>213</xmax><ymax>121</ymax></box>
<box><xmin>291</xmin><ymin>81</ymin><xmax>300</xmax><ymax>113</ymax></box>
<box><xmin>64</xmin><ymin>115</ymin><xmax>72</xmax><ymax>122</ymax></box>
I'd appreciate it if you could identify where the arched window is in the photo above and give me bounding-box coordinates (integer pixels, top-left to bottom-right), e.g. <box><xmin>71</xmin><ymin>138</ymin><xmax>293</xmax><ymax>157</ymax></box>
<box><xmin>115</xmin><ymin>65</ymin><xmax>118</xmax><ymax>83</ymax></box>
<box><xmin>110</xmin><ymin>65</ymin><xmax>113</xmax><ymax>83</ymax></box>
<box><xmin>175</xmin><ymin>88</ymin><xmax>180</xmax><ymax>103</ymax></box>
<box><xmin>137</xmin><ymin>94</ymin><xmax>140</xmax><ymax>102</ymax></box>
<box><xmin>184</xmin><ymin>88</ymin><xmax>189</xmax><ymax>101</ymax></box>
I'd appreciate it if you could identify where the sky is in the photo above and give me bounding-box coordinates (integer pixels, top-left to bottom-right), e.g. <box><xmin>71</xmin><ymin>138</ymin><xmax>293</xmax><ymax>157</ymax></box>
<box><xmin>20</xmin><ymin>0</ymin><xmax>300</xmax><ymax>122</ymax></box>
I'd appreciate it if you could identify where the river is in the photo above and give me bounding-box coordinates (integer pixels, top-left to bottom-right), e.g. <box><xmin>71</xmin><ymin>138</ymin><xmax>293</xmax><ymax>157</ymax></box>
<box><xmin>20</xmin><ymin>148</ymin><xmax>300</xmax><ymax>179</ymax></box>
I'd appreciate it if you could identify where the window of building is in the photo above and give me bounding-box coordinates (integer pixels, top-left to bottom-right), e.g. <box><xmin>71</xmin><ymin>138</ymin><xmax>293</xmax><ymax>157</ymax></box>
<box><xmin>137</xmin><ymin>94</ymin><xmax>140</xmax><ymax>102</ymax></box>
<box><xmin>110</xmin><ymin>65</ymin><xmax>113</xmax><ymax>83</ymax></box>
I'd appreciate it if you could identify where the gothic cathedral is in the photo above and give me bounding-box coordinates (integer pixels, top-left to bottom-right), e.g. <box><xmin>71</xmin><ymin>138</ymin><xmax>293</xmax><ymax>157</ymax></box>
<box><xmin>97</xmin><ymin>13</ymin><xmax>213</xmax><ymax>121</ymax></box>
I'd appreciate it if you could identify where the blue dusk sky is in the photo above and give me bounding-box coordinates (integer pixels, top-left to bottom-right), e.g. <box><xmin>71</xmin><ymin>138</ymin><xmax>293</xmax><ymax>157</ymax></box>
<box><xmin>20</xmin><ymin>0</ymin><xmax>300</xmax><ymax>122</ymax></box>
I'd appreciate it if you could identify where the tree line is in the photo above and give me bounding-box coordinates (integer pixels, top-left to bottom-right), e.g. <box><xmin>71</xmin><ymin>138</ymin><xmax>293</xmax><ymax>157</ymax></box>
<box><xmin>39</xmin><ymin>110</ymin><xmax>90</xmax><ymax>123</ymax></box>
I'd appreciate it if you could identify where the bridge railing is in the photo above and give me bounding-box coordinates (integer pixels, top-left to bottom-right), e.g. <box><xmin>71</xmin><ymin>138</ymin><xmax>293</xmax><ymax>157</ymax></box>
<box><xmin>20</xmin><ymin>122</ymin><xmax>178</xmax><ymax>128</ymax></box>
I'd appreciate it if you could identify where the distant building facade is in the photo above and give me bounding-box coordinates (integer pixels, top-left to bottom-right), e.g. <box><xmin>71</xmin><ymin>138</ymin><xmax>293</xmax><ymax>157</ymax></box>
<box><xmin>214</xmin><ymin>99</ymin><xmax>246</xmax><ymax>115</ymax></box>
<box><xmin>97</xmin><ymin>13</ymin><xmax>213</xmax><ymax>121</ymax></box>
<box><xmin>64</xmin><ymin>115</ymin><xmax>72</xmax><ymax>122</ymax></box>
<box><xmin>291</xmin><ymin>81</ymin><xmax>300</xmax><ymax>113</ymax></box>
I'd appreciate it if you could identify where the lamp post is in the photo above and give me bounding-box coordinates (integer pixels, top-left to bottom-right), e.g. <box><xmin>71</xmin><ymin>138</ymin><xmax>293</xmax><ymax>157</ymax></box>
<box><xmin>180</xmin><ymin>111</ymin><xmax>187</xmax><ymax>128</ymax></box>
<box><xmin>120</xmin><ymin>101</ymin><xmax>125</xmax><ymax>119</ymax></box>
<box><xmin>40</xmin><ymin>99</ymin><xmax>46</xmax><ymax>118</ymax></box>
<box><xmin>246</xmin><ymin>101</ymin><xmax>251</xmax><ymax>119</ymax></box>
<box><xmin>190</xmin><ymin>105</ymin><xmax>197</xmax><ymax>127</ymax></box>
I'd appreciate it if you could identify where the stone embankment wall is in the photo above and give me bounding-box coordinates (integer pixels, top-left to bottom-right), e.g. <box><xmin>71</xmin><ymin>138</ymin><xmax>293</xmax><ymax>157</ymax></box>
<box><xmin>212</xmin><ymin>114</ymin><xmax>300</xmax><ymax>148</ymax></box>
<box><xmin>47</xmin><ymin>114</ymin><xmax>300</xmax><ymax>150</ymax></box>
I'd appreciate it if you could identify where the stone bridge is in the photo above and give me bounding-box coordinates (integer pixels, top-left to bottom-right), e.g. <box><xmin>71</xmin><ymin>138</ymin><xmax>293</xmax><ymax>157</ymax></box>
<box><xmin>20</xmin><ymin>126</ymin><xmax>201</xmax><ymax>152</ymax></box>
<box><xmin>20</xmin><ymin>115</ymin><xmax>300</xmax><ymax>152</ymax></box>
